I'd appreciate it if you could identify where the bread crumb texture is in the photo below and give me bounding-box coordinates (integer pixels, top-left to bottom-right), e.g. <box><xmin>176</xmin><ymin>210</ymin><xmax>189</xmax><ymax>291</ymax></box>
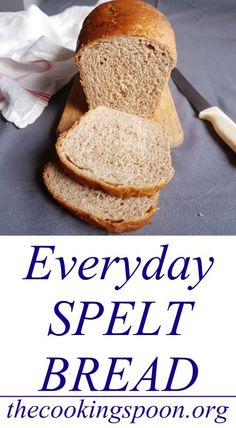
<box><xmin>56</xmin><ymin>106</ymin><xmax>174</xmax><ymax>194</ymax></box>
<box><xmin>76</xmin><ymin>0</ymin><xmax>176</xmax><ymax>116</ymax></box>
<box><xmin>43</xmin><ymin>162</ymin><xmax>159</xmax><ymax>232</ymax></box>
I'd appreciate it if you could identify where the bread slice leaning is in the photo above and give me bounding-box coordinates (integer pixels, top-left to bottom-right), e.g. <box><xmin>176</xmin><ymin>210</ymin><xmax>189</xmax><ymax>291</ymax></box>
<box><xmin>43</xmin><ymin>162</ymin><xmax>159</xmax><ymax>233</ymax></box>
<box><xmin>75</xmin><ymin>0</ymin><xmax>176</xmax><ymax>117</ymax></box>
<box><xmin>56</xmin><ymin>106</ymin><xmax>174</xmax><ymax>198</ymax></box>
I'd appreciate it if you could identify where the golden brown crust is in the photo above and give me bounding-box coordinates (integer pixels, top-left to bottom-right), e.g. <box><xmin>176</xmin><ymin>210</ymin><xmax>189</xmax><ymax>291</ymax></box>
<box><xmin>59</xmin><ymin>156</ymin><xmax>172</xmax><ymax>197</ymax></box>
<box><xmin>75</xmin><ymin>0</ymin><xmax>176</xmax><ymax>65</ymax></box>
<box><xmin>43</xmin><ymin>162</ymin><xmax>159</xmax><ymax>233</ymax></box>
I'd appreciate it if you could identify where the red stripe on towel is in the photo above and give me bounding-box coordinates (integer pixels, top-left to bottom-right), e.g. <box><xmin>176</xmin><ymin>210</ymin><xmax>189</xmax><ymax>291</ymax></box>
<box><xmin>32</xmin><ymin>59</ymin><xmax>52</xmax><ymax>71</ymax></box>
<box><xmin>26</xmin><ymin>88</ymin><xmax>51</xmax><ymax>102</ymax></box>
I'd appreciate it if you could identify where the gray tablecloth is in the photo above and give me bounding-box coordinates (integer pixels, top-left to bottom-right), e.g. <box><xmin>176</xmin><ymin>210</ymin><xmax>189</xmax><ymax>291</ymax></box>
<box><xmin>0</xmin><ymin>0</ymin><xmax>236</xmax><ymax>235</ymax></box>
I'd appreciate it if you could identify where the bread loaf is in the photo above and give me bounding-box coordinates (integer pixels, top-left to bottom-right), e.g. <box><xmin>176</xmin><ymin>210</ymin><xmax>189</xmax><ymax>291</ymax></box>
<box><xmin>56</xmin><ymin>106</ymin><xmax>174</xmax><ymax>198</ymax></box>
<box><xmin>43</xmin><ymin>161</ymin><xmax>159</xmax><ymax>233</ymax></box>
<box><xmin>75</xmin><ymin>0</ymin><xmax>177</xmax><ymax>117</ymax></box>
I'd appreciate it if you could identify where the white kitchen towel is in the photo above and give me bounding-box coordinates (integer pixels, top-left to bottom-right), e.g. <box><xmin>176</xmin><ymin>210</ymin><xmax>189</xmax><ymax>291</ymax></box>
<box><xmin>0</xmin><ymin>2</ymin><xmax>104</xmax><ymax>128</ymax></box>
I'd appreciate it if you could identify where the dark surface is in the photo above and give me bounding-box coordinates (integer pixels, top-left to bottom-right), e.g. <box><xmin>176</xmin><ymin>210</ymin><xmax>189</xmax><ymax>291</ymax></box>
<box><xmin>0</xmin><ymin>0</ymin><xmax>236</xmax><ymax>235</ymax></box>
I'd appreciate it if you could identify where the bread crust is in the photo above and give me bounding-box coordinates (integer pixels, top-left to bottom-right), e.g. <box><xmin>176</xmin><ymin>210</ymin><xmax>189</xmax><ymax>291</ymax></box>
<box><xmin>55</xmin><ymin>119</ymin><xmax>174</xmax><ymax>198</ymax></box>
<box><xmin>59</xmin><ymin>157</ymin><xmax>172</xmax><ymax>198</ymax></box>
<box><xmin>43</xmin><ymin>162</ymin><xmax>159</xmax><ymax>233</ymax></box>
<box><xmin>75</xmin><ymin>0</ymin><xmax>176</xmax><ymax>65</ymax></box>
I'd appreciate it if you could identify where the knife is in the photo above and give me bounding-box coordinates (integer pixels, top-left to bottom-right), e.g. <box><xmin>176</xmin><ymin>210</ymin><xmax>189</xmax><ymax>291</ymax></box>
<box><xmin>171</xmin><ymin>68</ymin><xmax>236</xmax><ymax>153</ymax></box>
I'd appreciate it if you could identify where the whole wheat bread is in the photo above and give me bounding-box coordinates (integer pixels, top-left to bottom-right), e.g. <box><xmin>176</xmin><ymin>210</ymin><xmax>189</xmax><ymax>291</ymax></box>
<box><xmin>56</xmin><ymin>106</ymin><xmax>174</xmax><ymax>198</ymax></box>
<box><xmin>75</xmin><ymin>0</ymin><xmax>176</xmax><ymax>117</ymax></box>
<box><xmin>43</xmin><ymin>162</ymin><xmax>159</xmax><ymax>233</ymax></box>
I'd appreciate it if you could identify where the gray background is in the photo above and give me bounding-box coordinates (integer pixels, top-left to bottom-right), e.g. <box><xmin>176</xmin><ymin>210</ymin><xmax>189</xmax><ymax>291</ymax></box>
<box><xmin>0</xmin><ymin>0</ymin><xmax>236</xmax><ymax>235</ymax></box>
<box><xmin>0</xmin><ymin>1</ymin><xmax>44</xmax><ymax>12</ymax></box>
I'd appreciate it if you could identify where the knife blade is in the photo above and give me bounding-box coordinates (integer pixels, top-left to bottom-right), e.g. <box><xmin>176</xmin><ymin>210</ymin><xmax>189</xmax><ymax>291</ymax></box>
<box><xmin>171</xmin><ymin>68</ymin><xmax>236</xmax><ymax>153</ymax></box>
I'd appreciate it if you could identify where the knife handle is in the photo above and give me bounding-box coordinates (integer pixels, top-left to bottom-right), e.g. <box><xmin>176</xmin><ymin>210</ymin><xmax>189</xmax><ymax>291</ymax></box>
<box><xmin>199</xmin><ymin>106</ymin><xmax>236</xmax><ymax>153</ymax></box>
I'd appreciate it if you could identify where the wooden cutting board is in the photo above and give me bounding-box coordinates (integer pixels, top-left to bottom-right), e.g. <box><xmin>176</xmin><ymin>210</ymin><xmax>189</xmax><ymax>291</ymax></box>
<box><xmin>57</xmin><ymin>75</ymin><xmax>184</xmax><ymax>148</ymax></box>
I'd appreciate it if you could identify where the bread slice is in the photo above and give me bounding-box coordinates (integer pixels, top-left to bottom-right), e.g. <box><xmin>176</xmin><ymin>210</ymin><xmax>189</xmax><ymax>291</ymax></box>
<box><xmin>56</xmin><ymin>106</ymin><xmax>174</xmax><ymax>198</ymax></box>
<box><xmin>75</xmin><ymin>0</ymin><xmax>177</xmax><ymax>117</ymax></box>
<box><xmin>43</xmin><ymin>162</ymin><xmax>159</xmax><ymax>233</ymax></box>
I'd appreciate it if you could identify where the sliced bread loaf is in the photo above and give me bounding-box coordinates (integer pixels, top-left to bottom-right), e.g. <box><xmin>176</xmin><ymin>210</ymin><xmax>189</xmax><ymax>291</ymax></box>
<box><xmin>75</xmin><ymin>0</ymin><xmax>176</xmax><ymax>117</ymax></box>
<box><xmin>56</xmin><ymin>106</ymin><xmax>174</xmax><ymax>198</ymax></box>
<box><xmin>43</xmin><ymin>162</ymin><xmax>159</xmax><ymax>233</ymax></box>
